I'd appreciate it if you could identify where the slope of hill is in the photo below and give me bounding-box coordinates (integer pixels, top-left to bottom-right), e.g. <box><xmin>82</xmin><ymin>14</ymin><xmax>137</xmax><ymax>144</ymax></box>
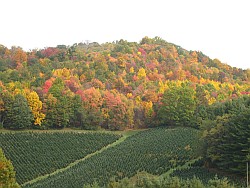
<box><xmin>0</xmin><ymin>37</ymin><xmax>249</xmax><ymax>130</ymax></box>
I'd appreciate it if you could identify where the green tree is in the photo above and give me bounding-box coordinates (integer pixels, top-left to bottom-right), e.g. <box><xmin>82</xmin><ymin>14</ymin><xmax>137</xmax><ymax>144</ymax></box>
<box><xmin>69</xmin><ymin>95</ymin><xmax>85</xmax><ymax>128</ymax></box>
<box><xmin>204</xmin><ymin>106</ymin><xmax>250</xmax><ymax>175</ymax></box>
<box><xmin>3</xmin><ymin>93</ymin><xmax>33</xmax><ymax>129</ymax></box>
<box><xmin>0</xmin><ymin>90</ymin><xmax>6</xmax><ymax>127</ymax></box>
<box><xmin>43</xmin><ymin>94</ymin><xmax>72</xmax><ymax>129</ymax></box>
<box><xmin>48</xmin><ymin>77</ymin><xmax>65</xmax><ymax>98</ymax></box>
<box><xmin>158</xmin><ymin>83</ymin><xmax>196</xmax><ymax>126</ymax></box>
<box><xmin>0</xmin><ymin>148</ymin><xmax>20</xmax><ymax>188</ymax></box>
<box><xmin>43</xmin><ymin>78</ymin><xmax>73</xmax><ymax>129</ymax></box>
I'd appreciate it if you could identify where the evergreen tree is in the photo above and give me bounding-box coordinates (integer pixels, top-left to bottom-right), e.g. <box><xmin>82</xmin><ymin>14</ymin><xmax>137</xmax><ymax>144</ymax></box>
<box><xmin>205</xmin><ymin>106</ymin><xmax>250</xmax><ymax>175</ymax></box>
<box><xmin>3</xmin><ymin>94</ymin><xmax>33</xmax><ymax>129</ymax></box>
<box><xmin>70</xmin><ymin>95</ymin><xmax>85</xmax><ymax>128</ymax></box>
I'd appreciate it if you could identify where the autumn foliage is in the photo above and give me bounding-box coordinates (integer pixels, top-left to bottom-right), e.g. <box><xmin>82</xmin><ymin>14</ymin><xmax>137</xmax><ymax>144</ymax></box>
<box><xmin>0</xmin><ymin>37</ymin><xmax>249</xmax><ymax>130</ymax></box>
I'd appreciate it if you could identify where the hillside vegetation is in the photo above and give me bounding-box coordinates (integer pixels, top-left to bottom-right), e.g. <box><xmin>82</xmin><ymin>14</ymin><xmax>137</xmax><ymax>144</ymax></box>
<box><xmin>0</xmin><ymin>37</ymin><xmax>249</xmax><ymax>187</ymax></box>
<box><xmin>0</xmin><ymin>37</ymin><xmax>249</xmax><ymax>130</ymax></box>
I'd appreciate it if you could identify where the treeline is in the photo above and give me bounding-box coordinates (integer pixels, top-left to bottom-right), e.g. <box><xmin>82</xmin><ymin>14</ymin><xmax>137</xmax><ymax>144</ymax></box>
<box><xmin>0</xmin><ymin>37</ymin><xmax>249</xmax><ymax>130</ymax></box>
<box><xmin>83</xmin><ymin>171</ymin><xmax>239</xmax><ymax>188</ymax></box>
<box><xmin>201</xmin><ymin>96</ymin><xmax>250</xmax><ymax>176</ymax></box>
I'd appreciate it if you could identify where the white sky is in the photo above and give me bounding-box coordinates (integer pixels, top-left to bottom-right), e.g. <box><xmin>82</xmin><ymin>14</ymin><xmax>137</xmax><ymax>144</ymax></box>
<box><xmin>0</xmin><ymin>0</ymin><xmax>249</xmax><ymax>69</ymax></box>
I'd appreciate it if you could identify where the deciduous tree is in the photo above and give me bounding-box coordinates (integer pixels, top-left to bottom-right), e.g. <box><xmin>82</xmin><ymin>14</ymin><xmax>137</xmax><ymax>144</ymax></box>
<box><xmin>0</xmin><ymin>148</ymin><xmax>20</xmax><ymax>188</ymax></box>
<box><xmin>25</xmin><ymin>91</ymin><xmax>45</xmax><ymax>126</ymax></box>
<box><xmin>158</xmin><ymin>83</ymin><xmax>196</xmax><ymax>126</ymax></box>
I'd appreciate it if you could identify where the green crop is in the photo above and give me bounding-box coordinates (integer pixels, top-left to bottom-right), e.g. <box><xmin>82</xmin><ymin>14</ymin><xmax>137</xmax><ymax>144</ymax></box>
<box><xmin>25</xmin><ymin>127</ymin><xmax>203</xmax><ymax>188</ymax></box>
<box><xmin>0</xmin><ymin>131</ymin><xmax>121</xmax><ymax>184</ymax></box>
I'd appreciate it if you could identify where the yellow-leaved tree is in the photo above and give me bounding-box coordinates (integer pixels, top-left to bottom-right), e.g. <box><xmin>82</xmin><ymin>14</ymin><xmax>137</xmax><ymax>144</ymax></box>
<box><xmin>25</xmin><ymin>91</ymin><xmax>45</xmax><ymax>126</ymax></box>
<box><xmin>137</xmin><ymin>68</ymin><xmax>146</xmax><ymax>79</ymax></box>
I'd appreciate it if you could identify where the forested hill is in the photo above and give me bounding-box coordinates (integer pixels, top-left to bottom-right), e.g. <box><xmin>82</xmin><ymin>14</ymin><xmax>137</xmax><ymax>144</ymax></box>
<box><xmin>0</xmin><ymin>36</ymin><xmax>249</xmax><ymax>130</ymax></box>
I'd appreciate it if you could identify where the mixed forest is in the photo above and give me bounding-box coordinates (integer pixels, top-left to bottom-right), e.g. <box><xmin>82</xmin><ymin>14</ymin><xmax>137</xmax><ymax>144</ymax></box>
<box><xmin>0</xmin><ymin>36</ymin><xmax>250</xmax><ymax>187</ymax></box>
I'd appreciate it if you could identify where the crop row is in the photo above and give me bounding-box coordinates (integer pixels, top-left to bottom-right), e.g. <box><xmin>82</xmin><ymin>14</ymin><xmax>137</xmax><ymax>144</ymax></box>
<box><xmin>25</xmin><ymin>127</ymin><xmax>203</xmax><ymax>188</ymax></box>
<box><xmin>0</xmin><ymin>131</ymin><xmax>121</xmax><ymax>184</ymax></box>
<box><xmin>171</xmin><ymin>166</ymin><xmax>245</xmax><ymax>186</ymax></box>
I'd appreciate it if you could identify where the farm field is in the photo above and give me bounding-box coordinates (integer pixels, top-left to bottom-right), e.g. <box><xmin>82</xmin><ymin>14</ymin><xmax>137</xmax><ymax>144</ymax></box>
<box><xmin>23</xmin><ymin>127</ymin><xmax>205</xmax><ymax>188</ymax></box>
<box><xmin>1</xmin><ymin>127</ymin><xmax>243</xmax><ymax>188</ymax></box>
<box><xmin>0</xmin><ymin>131</ymin><xmax>121</xmax><ymax>185</ymax></box>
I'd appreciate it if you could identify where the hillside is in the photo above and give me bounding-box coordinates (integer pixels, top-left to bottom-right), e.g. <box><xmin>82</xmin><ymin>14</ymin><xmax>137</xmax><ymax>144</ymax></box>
<box><xmin>0</xmin><ymin>37</ymin><xmax>249</xmax><ymax>187</ymax></box>
<box><xmin>0</xmin><ymin>36</ymin><xmax>249</xmax><ymax>130</ymax></box>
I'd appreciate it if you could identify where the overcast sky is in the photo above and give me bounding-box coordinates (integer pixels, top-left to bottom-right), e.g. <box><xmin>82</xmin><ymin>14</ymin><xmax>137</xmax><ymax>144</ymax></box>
<box><xmin>0</xmin><ymin>0</ymin><xmax>249</xmax><ymax>69</ymax></box>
